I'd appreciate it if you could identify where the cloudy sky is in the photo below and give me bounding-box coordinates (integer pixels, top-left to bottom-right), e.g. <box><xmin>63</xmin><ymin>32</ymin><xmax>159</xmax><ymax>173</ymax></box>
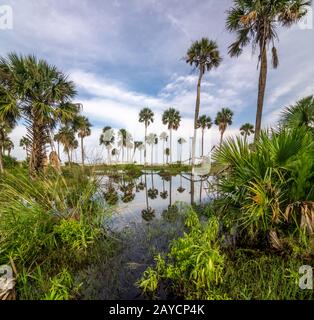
<box><xmin>1</xmin><ymin>0</ymin><xmax>314</xmax><ymax>163</ymax></box>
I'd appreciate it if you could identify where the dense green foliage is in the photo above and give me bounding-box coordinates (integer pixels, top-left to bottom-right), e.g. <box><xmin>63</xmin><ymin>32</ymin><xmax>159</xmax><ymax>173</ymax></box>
<box><xmin>0</xmin><ymin>168</ymin><xmax>112</xmax><ymax>299</ymax></box>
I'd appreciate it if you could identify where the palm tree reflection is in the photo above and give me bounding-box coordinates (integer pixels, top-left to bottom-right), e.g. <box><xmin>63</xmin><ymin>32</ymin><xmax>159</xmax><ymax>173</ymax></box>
<box><xmin>142</xmin><ymin>172</ymin><xmax>155</xmax><ymax>221</ymax></box>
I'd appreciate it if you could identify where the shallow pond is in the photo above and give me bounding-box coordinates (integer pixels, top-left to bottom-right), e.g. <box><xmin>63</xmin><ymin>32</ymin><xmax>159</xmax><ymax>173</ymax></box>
<box><xmin>100</xmin><ymin>171</ymin><xmax>212</xmax><ymax>231</ymax></box>
<box><xmin>79</xmin><ymin>172</ymin><xmax>213</xmax><ymax>300</ymax></box>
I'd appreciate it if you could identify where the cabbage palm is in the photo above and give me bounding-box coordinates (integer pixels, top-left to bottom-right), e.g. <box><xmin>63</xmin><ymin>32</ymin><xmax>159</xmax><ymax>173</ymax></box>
<box><xmin>162</xmin><ymin>108</ymin><xmax>181</xmax><ymax>163</ymax></box>
<box><xmin>139</xmin><ymin>108</ymin><xmax>154</xmax><ymax>165</ymax></box>
<box><xmin>0</xmin><ymin>120</ymin><xmax>14</xmax><ymax>172</ymax></box>
<box><xmin>3</xmin><ymin>138</ymin><xmax>14</xmax><ymax>156</ymax></box>
<box><xmin>226</xmin><ymin>0</ymin><xmax>311</xmax><ymax>141</ymax></box>
<box><xmin>177</xmin><ymin>138</ymin><xmax>187</xmax><ymax>163</ymax></box>
<box><xmin>215</xmin><ymin>108</ymin><xmax>234</xmax><ymax>148</ymax></box>
<box><xmin>196</xmin><ymin>115</ymin><xmax>212</xmax><ymax>157</ymax></box>
<box><xmin>240</xmin><ymin>123</ymin><xmax>255</xmax><ymax>141</ymax></box>
<box><xmin>118</xmin><ymin>129</ymin><xmax>127</xmax><ymax>163</ymax></box>
<box><xmin>138</xmin><ymin>143</ymin><xmax>145</xmax><ymax>164</ymax></box>
<box><xmin>186</xmin><ymin>38</ymin><xmax>222</xmax><ymax>168</ymax></box>
<box><xmin>160</xmin><ymin>132</ymin><xmax>168</xmax><ymax>165</ymax></box>
<box><xmin>133</xmin><ymin>141</ymin><xmax>143</xmax><ymax>162</ymax></box>
<box><xmin>20</xmin><ymin>136</ymin><xmax>31</xmax><ymax>159</ymax></box>
<box><xmin>146</xmin><ymin>133</ymin><xmax>158</xmax><ymax>165</ymax></box>
<box><xmin>75</xmin><ymin>115</ymin><xmax>92</xmax><ymax>165</ymax></box>
<box><xmin>100</xmin><ymin>126</ymin><xmax>115</xmax><ymax>164</ymax></box>
<box><xmin>56</xmin><ymin>126</ymin><xmax>76</xmax><ymax>164</ymax></box>
<box><xmin>0</xmin><ymin>53</ymin><xmax>77</xmax><ymax>175</ymax></box>
<box><xmin>281</xmin><ymin>95</ymin><xmax>314</xmax><ymax>131</ymax></box>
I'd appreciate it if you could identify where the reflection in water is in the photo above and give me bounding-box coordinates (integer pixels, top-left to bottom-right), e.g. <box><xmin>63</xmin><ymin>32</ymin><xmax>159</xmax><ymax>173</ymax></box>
<box><xmin>100</xmin><ymin>172</ymin><xmax>211</xmax><ymax>230</ymax></box>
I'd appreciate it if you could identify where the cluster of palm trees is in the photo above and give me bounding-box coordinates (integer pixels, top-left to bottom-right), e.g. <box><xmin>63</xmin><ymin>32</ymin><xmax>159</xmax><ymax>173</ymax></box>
<box><xmin>0</xmin><ymin>1</ymin><xmax>310</xmax><ymax>173</ymax></box>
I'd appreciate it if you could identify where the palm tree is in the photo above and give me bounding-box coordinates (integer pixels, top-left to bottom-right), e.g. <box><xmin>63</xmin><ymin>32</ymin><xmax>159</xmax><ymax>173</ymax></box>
<box><xmin>162</xmin><ymin>108</ymin><xmax>181</xmax><ymax>163</ymax></box>
<box><xmin>111</xmin><ymin>148</ymin><xmax>119</xmax><ymax>163</ymax></box>
<box><xmin>226</xmin><ymin>0</ymin><xmax>311</xmax><ymax>141</ymax></box>
<box><xmin>139</xmin><ymin>108</ymin><xmax>154</xmax><ymax>165</ymax></box>
<box><xmin>240</xmin><ymin>123</ymin><xmax>255</xmax><ymax>141</ymax></box>
<box><xmin>53</xmin><ymin>133</ymin><xmax>62</xmax><ymax>159</ymax></box>
<box><xmin>0</xmin><ymin>120</ymin><xmax>14</xmax><ymax>173</ymax></box>
<box><xmin>100</xmin><ymin>126</ymin><xmax>115</xmax><ymax>164</ymax></box>
<box><xmin>20</xmin><ymin>136</ymin><xmax>31</xmax><ymax>159</ymax></box>
<box><xmin>75</xmin><ymin>115</ymin><xmax>92</xmax><ymax>165</ymax></box>
<box><xmin>165</xmin><ymin>147</ymin><xmax>170</xmax><ymax>164</ymax></box>
<box><xmin>133</xmin><ymin>141</ymin><xmax>143</xmax><ymax>163</ymax></box>
<box><xmin>56</xmin><ymin>126</ymin><xmax>76</xmax><ymax>164</ymax></box>
<box><xmin>118</xmin><ymin>129</ymin><xmax>127</xmax><ymax>163</ymax></box>
<box><xmin>159</xmin><ymin>132</ymin><xmax>168</xmax><ymax>165</ymax></box>
<box><xmin>146</xmin><ymin>133</ymin><xmax>157</xmax><ymax>165</ymax></box>
<box><xmin>196</xmin><ymin>115</ymin><xmax>213</xmax><ymax>157</ymax></box>
<box><xmin>281</xmin><ymin>96</ymin><xmax>314</xmax><ymax>131</ymax></box>
<box><xmin>3</xmin><ymin>138</ymin><xmax>14</xmax><ymax>156</ymax></box>
<box><xmin>215</xmin><ymin>108</ymin><xmax>234</xmax><ymax>148</ymax></box>
<box><xmin>137</xmin><ymin>143</ymin><xmax>145</xmax><ymax>164</ymax></box>
<box><xmin>0</xmin><ymin>53</ymin><xmax>78</xmax><ymax>175</ymax></box>
<box><xmin>186</xmin><ymin>38</ymin><xmax>222</xmax><ymax>169</ymax></box>
<box><xmin>177</xmin><ymin>138</ymin><xmax>187</xmax><ymax>163</ymax></box>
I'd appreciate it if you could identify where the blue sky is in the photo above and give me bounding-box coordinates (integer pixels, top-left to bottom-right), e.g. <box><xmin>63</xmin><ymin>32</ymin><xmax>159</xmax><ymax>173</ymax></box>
<box><xmin>2</xmin><ymin>0</ymin><xmax>314</xmax><ymax>162</ymax></box>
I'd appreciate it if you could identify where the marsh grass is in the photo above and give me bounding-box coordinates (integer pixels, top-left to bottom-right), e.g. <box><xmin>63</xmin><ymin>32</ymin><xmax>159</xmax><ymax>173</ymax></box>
<box><xmin>0</xmin><ymin>167</ymin><xmax>114</xmax><ymax>300</ymax></box>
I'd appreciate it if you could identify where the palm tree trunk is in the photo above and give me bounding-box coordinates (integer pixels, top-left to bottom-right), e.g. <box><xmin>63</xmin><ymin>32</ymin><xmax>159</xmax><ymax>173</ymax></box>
<box><xmin>151</xmin><ymin>145</ymin><xmax>153</xmax><ymax>165</ymax></box>
<box><xmin>255</xmin><ymin>44</ymin><xmax>268</xmax><ymax>142</ymax></box>
<box><xmin>169</xmin><ymin>129</ymin><xmax>172</xmax><ymax>164</ymax></box>
<box><xmin>192</xmin><ymin>68</ymin><xmax>203</xmax><ymax>170</ymax></box>
<box><xmin>144</xmin><ymin>125</ymin><xmax>147</xmax><ymax>165</ymax></box>
<box><xmin>163</xmin><ymin>140</ymin><xmax>165</xmax><ymax>165</ymax></box>
<box><xmin>67</xmin><ymin>150</ymin><xmax>71</xmax><ymax>165</ymax></box>
<box><xmin>30</xmin><ymin>117</ymin><xmax>46</xmax><ymax>175</ymax></box>
<box><xmin>219</xmin><ymin>130</ymin><xmax>224</xmax><ymax>148</ymax></box>
<box><xmin>201</xmin><ymin>129</ymin><xmax>204</xmax><ymax>157</ymax></box>
<box><xmin>81</xmin><ymin>136</ymin><xmax>84</xmax><ymax>166</ymax></box>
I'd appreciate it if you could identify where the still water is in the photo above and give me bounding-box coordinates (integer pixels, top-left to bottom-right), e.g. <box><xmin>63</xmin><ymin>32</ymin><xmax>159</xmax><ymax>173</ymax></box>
<box><xmin>99</xmin><ymin>171</ymin><xmax>212</xmax><ymax>231</ymax></box>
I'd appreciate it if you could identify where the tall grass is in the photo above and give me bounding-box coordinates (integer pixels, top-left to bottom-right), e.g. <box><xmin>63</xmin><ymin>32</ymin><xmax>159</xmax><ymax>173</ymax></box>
<box><xmin>0</xmin><ymin>167</ymin><xmax>111</xmax><ymax>300</ymax></box>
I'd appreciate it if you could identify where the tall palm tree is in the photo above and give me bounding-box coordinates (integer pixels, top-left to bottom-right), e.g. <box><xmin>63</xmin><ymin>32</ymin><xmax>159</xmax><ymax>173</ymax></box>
<box><xmin>133</xmin><ymin>141</ymin><xmax>143</xmax><ymax>163</ymax></box>
<box><xmin>186</xmin><ymin>38</ymin><xmax>222</xmax><ymax>168</ymax></box>
<box><xmin>75</xmin><ymin>115</ymin><xmax>92</xmax><ymax>165</ymax></box>
<box><xmin>196</xmin><ymin>115</ymin><xmax>212</xmax><ymax>157</ymax></box>
<box><xmin>159</xmin><ymin>132</ymin><xmax>168</xmax><ymax>165</ymax></box>
<box><xmin>281</xmin><ymin>96</ymin><xmax>314</xmax><ymax>131</ymax></box>
<box><xmin>118</xmin><ymin>129</ymin><xmax>129</xmax><ymax>163</ymax></box>
<box><xmin>100</xmin><ymin>126</ymin><xmax>115</xmax><ymax>164</ymax></box>
<box><xmin>139</xmin><ymin>108</ymin><xmax>154</xmax><ymax>165</ymax></box>
<box><xmin>146</xmin><ymin>133</ymin><xmax>157</xmax><ymax>165</ymax></box>
<box><xmin>215</xmin><ymin>108</ymin><xmax>234</xmax><ymax>148</ymax></box>
<box><xmin>137</xmin><ymin>143</ymin><xmax>145</xmax><ymax>164</ymax></box>
<box><xmin>162</xmin><ymin>108</ymin><xmax>181</xmax><ymax>163</ymax></box>
<box><xmin>53</xmin><ymin>133</ymin><xmax>62</xmax><ymax>159</ymax></box>
<box><xmin>240</xmin><ymin>123</ymin><xmax>255</xmax><ymax>141</ymax></box>
<box><xmin>20</xmin><ymin>136</ymin><xmax>31</xmax><ymax>159</ymax></box>
<box><xmin>0</xmin><ymin>53</ymin><xmax>77</xmax><ymax>175</ymax></box>
<box><xmin>177</xmin><ymin>138</ymin><xmax>187</xmax><ymax>163</ymax></box>
<box><xmin>226</xmin><ymin>0</ymin><xmax>311</xmax><ymax>141</ymax></box>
